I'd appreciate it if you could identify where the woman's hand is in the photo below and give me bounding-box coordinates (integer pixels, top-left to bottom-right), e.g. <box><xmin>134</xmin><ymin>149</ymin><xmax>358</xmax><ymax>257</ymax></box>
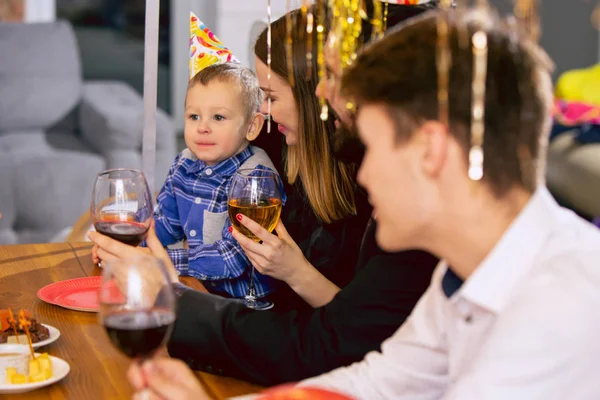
<box><xmin>230</xmin><ymin>216</ymin><xmax>310</xmax><ymax>284</ymax></box>
<box><xmin>231</xmin><ymin>215</ymin><xmax>340</xmax><ymax>307</ymax></box>
<box><xmin>128</xmin><ymin>358</ymin><xmax>210</xmax><ymax>400</ymax></box>
<box><xmin>88</xmin><ymin>223</ymin><xmax>178</xmax><ymax>282</ymax></box>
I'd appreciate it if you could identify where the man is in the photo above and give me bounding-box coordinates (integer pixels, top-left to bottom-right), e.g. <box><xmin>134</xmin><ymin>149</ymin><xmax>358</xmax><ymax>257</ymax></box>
<box><xmin>316</xmin><ymin>1</ymin><xmax>434</xmax><ymax>163</ymax></box>
<box><xmin>300</xmin><ymin>9</ymin><xmax>600</xmax><ymax>399</ymax></box>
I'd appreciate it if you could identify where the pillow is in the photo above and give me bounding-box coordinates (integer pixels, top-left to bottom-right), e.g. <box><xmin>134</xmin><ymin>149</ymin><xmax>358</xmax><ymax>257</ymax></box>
<box><xmin>0</xmin><ymin>21</ymin><xmax>82</xmax><ymax>132</ymax></box>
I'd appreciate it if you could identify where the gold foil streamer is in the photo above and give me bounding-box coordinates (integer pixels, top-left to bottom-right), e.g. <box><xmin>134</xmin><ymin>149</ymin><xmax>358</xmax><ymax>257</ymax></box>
<box><xmin>436</xmin><ymin>0</ymin><xmax>453</xmax><ymax>127</ymax></box>
<box><xmin>514</xmin><ymin>0</ymin><xmax>540</xmax><ymax>42</ymax></box>
<box><xmin>285</xmin><ymin>0</ymin><xmax>295</xmax><ymax>87</ymax></box>
<box><xmin>317</xmin><ymin>0</ymin><xmax>329</xmax><ymax>121</ymax></box>
<box><xmin>333</xmin><ymin>0</ymin><xmax>363</xmax><ymax>69</ymax></box>
<box><xmin>468</xmin><ymin>29</ymin><xmax>488</xmax><ymax>181</ymax></box>
<box><xmin>306</xmin><ymin>0</ymin><xmax>314</xmax><ymax>74</ymax></box>
<box><xmin>267</xmin><ymin>0</ymin><xmax>272</xmax><ymax>133</ymax></box>
<box><xmin>383</xmin><ymin>2</ymin><xmax>388</xmax><ymax>32</ymax></box>
<box><xmin>372</xmin><ymin>0</ymin><xmax>384</xmax><ymax>41</ymax></box>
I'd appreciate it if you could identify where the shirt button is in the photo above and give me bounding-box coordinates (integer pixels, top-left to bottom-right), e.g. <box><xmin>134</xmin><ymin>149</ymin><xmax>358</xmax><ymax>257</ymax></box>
<box><xmin>189</xmin><ymin>230</ymin><xmax>197</xmax><ymax>237</ymax></box>
<box><xmin>205</xmin><ymin>168</ymin><xmax>213</xmax><ymax>176</ymax></box>
<box><xmin>194</xmin><ymin>197</ymin><xmax>201</xmax><ymax>204</ymax></box>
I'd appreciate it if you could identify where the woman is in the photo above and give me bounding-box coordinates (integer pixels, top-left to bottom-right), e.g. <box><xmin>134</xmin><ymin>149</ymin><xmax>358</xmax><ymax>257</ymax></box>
<box><xmin>91</xmin><ymin>2</ymin><xmax>438</xmax><ymax>395</ymax></box>
<box><xmin>234</xmin><ymin>1</ymin><xmax>438</xmax><ymax>308</ymax></box>
<box><xmin>232</xmin><ymin>8</ymin><xmax>365</xmax><ymax>308</ymax></box>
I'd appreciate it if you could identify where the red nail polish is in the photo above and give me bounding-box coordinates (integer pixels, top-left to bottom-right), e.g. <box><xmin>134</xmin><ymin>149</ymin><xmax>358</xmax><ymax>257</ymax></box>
<box><xmin>228</xmin><ymin>226</ymin><xmax>233</xmax><ymax>233</ymax></box>
<box><xmin>236</xmin><ymin>214</ymin><xmax>243</xmax><ymax>221</ymax></box>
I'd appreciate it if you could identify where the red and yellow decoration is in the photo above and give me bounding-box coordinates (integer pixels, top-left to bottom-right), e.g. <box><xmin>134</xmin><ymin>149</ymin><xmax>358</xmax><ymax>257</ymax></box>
<box><xmin>189</xmin><ymin>12</ymin><xmax>239</xmax><ymax>80</ymax></box>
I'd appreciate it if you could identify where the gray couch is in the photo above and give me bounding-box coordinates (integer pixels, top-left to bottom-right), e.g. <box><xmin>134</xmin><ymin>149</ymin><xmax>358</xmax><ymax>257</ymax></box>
<box><xmin>0</xmin><ymin>20</ymin><xmax>176</xmax><ymax>244</ymax></box>
<box><xmin>547</xmin><ymin>131</ymin><xmax>600</xmax><ymax>218</ymax></box>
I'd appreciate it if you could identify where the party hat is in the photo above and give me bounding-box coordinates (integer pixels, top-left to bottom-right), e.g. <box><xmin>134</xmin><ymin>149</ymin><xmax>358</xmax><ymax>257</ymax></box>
<box><xmin>189</xmin><ymin>12</ymin><xmax>239</xmax><ymax>80</ymax></box>
<box><xmin>378</xmin><ymin>0</ymin><xmax>434</xmax><ymax>4</ymax></box>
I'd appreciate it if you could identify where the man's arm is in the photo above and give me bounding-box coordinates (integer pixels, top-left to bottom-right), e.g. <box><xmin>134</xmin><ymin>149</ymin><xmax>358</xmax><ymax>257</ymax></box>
<box><xmin>167</xmin><ymin>251</ymin><xmax>437</xmax><ymax>386</ymax></box>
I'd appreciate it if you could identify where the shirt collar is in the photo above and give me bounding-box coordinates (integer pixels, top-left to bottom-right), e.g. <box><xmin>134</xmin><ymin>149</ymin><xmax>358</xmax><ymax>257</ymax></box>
<box><xmin>453</xmin><ymin>187</ymin><xmax>562</xmax><ymax>314</ymax></box>
<box><xmin>185</xmin><ymin>146</ymin><xmax>254</xmax><ymax>176</ymax></box>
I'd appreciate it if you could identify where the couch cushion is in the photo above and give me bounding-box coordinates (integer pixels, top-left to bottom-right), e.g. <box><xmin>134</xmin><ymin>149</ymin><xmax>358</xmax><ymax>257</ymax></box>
<box><xmin>0</xmin><ymin>130</ymin><xmax>95</xmax><ymax>155</ymax></box>
<box><xmin>79</xmin><ymin>81</ymin><xmax>145</xmax><ymax>151</ymax></box>
<box><xmin>547</xmin><ymin>130</ymin><xmax>600</xmax><ymax>217</ymax></box>
<box><xmin>0</xmin><ymin>152</ymin><xmax>17</xmax><ymax>244</ymax></box>
<box><xmin>0</xmin><ymin>21</ymin><xmax>82</xmax><ymax>132</ymax></box>
<box><xmin>10</xmin><ymin>150</ymin><xmax>105</xmax><ymax>234</ymax></box>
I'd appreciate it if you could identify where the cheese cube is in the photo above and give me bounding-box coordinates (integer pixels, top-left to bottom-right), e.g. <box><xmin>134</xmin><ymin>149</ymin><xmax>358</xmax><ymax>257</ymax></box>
<box><xmin>38</xmin><ymin>356</ymin><xmax>51</xmax><ymax>372</ymax></box>
<box><xmin>5</xmin><ymin>367</ymin><xmax>16</xmax><ymax>384</ymax></box>
<box><xmin>28</xmin><ymin>373</ymin><xmax>46</xmax><ymax>383</ymax></box>
<box><xmin>28</xmin><ymin>359</ymin><xmax>40</xmax><ymax>377</ymax></box>
<box><xmin>11</xmin><ymin>374</ymin><xmax>27</xmax><ymax>384</ymax></box>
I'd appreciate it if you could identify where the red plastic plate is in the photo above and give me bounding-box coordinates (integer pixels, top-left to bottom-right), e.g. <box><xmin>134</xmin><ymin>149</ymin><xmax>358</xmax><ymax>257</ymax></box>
<box><xmin>37</xmin><ymin>277</ymin><xmax>101</xmax><ymax>312</ymax></box>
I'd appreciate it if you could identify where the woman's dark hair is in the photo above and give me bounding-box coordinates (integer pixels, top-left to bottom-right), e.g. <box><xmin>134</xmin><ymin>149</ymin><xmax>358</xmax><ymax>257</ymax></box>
<box><xmin>333</xmin><ymin>1</ymin><xmax>439</xmax><ymax>164</ymax></box>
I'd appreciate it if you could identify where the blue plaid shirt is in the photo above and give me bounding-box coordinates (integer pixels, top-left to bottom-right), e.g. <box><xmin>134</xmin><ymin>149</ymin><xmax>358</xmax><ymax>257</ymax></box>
<box><xmin>152</xmin><ymin>146</ymin><xmax>279</xmax><ymax>299</ymax></box>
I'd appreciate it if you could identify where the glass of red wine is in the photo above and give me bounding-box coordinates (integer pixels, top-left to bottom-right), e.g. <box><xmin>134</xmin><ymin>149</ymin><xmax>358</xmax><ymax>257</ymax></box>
<box><xmin>91</xmin><ymin>169</ymin><xmax>153</xmax><ymax>260</ymax></box>
<box><xmin>98</xmin><ymin>255</ymin><xmax>176</xmax><ymax>362</ymax></box>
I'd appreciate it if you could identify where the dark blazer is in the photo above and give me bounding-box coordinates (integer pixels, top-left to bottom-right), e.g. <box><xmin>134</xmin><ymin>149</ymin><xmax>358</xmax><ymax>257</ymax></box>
<box><xmin>167</xmin><ymin>219</ymin><xmax>438</xmax><ymax>386</ymax></box>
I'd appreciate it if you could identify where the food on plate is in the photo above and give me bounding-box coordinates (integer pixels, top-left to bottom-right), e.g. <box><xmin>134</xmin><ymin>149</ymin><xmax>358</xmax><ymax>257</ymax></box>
<box><xmin>0</xmin><ymin>309</ymin><xmax>50</xmax><ymax>344</ymax></box>
<box><xmin>4</xmin><ymin>353</ymin><xmax>53</xmax><ymax>384</ymax></box>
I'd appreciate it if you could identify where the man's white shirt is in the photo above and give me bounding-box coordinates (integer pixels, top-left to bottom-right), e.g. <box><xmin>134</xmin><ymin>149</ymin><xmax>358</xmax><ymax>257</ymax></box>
<box><xmin>301</xmin><ymin>188</ymin><xmax>600</xmax><ymax>399</ymax></box>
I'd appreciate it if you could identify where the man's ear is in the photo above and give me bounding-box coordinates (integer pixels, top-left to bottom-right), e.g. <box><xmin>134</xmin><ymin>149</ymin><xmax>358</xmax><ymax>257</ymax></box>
<box><xmin>416</xmin><ymin>120</ymin><xmax>449</xmax><ymax>178</ymax></box>
<box><xmin>246</xmin><ymin>112</ymin><xmax>265</xmax><ymax>141</ymax></box>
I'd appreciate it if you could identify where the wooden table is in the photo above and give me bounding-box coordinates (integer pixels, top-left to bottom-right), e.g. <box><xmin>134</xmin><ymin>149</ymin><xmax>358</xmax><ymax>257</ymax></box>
<box><xmin>0</xmin><ymin>243</ymin><xmax>264</xmax><ymax>399</ymax></box>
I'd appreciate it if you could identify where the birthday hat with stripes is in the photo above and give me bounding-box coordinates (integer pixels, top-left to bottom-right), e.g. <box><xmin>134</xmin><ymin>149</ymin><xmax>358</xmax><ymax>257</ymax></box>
<box><xmin>189</xmin><ymin>12</ymin><xmax>239</xmax><ymax>80</ymax></box>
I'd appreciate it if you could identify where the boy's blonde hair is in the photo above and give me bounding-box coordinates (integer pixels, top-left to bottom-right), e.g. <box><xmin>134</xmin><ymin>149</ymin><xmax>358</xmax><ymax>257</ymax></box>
<box><xmin>188</xmin><ymin>63</ymin><xmax>264</xmax><ymax>122</ymax></box>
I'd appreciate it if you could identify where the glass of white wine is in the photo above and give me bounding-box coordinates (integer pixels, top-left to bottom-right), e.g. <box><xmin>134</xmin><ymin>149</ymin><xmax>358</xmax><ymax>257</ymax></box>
<box><xmin>228</xmin><ymin>168</ymin><xmax>283</xmax><ymax>310</ymax></box>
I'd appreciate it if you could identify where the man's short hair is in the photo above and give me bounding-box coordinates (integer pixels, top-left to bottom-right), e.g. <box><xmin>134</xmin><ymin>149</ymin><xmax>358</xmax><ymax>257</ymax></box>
<box><xmin>189</xmin><ymin>63</ymin><xmax>264</xmax><ymax>122</ymax></box>
<box><xmin>342</xmin><ymin>10</ymin><xmax>554</xmax><ymax>197</ymax></box>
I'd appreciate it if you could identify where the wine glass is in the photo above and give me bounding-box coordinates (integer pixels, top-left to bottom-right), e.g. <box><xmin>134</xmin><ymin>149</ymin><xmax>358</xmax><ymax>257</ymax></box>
<box><xmin>228</xmin><ymin>168</ymin><xmax>283</xmax><ymax>310</ymax></box>
<box><xmin>91</xmin><ymin>169</ymin><xmax>153</xmax><ymax>267</ymax></box>
<box><xmin>98</xmin><ymin>255</ymin><xmax>176</xmax><ymax>361</ymax></box>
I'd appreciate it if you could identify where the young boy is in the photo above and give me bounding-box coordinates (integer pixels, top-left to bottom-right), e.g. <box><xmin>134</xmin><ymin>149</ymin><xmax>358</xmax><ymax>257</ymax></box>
<box><xmin>154</xmin><ymin>61</ymin><xmax>279</xmax><ymax>300</ymax></box>
<box><xmin>301</xmin><ymin>9</ymin><xmax>600</xmax><ymax>399</ymax></box>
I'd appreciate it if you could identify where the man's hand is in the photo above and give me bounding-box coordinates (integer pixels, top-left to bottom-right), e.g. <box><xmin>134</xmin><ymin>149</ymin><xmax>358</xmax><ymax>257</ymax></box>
<box><xmin>128</xmin><ymin>358</ymin><xmax>211</xmax><ymax>400</ymax></box>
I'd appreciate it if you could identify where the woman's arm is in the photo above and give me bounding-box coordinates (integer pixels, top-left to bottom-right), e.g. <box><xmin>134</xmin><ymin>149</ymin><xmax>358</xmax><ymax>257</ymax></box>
<box><xmin>231</xmin><ymin>215</ymin><xmax>340</xmax><ymax>308</ymax></box>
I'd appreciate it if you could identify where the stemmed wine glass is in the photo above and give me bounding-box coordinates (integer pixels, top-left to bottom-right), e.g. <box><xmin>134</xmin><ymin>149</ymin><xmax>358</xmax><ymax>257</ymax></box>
<box><xmin>91</xmin><ymin>169</ymin><xmax>153</xmax><ymax>266</ymax></box>
<box><xmin>228</xmin><ymin>168</ymin><xmax>283</xmax><ymax>310</ymax></box>
<box><xmin>98</xmin><ymin>255</ymin><xmax>176</xmax><ymax>361</ymax></box>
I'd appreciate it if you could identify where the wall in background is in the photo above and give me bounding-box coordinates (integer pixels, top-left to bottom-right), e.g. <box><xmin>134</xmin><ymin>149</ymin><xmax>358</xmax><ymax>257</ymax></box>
<box><xmin>173</xmin><ymin>0</ymin><xmax>599</xmax><ymax>133</ymax></box>
<box><xmin>493</xmin><ymin>0</ymin><xmax>598</xmax><ymax>78</ymax></box>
